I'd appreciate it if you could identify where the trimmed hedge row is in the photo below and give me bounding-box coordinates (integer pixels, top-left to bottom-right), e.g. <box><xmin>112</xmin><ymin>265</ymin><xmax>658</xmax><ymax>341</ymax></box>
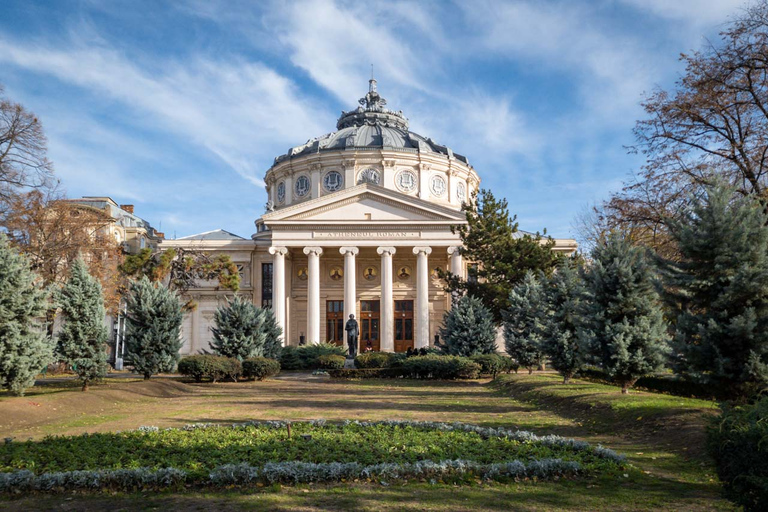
<box><xmin>280</xmin><ymin>343</ymin><xmax>347</xmax><ymax>370</ymax></box>
<box><xmin>177</xmin><ymin>355</ymin><xmax>242</xmax><ymax>383</ymax></box>
<box><xmin>242</xmin><ymin>357</ymin><xmax>281</xmax><ymax>381</ymax></box>
<box><xmin>317</xmin><ymin>354</ymin><xmax>346</xmax><ymax>370</ymax></box>
<box><xmin>707</xmin><ymin>397</ymin><xmax>768</xmax><ymax>512</ymax></box>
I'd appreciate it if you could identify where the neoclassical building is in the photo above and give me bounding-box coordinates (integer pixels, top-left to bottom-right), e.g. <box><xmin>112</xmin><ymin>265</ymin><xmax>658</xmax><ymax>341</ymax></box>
<box><xmin>162</xmin><ymin>80</ymin><xmax>576</xmax><ymax>355</ymax></box>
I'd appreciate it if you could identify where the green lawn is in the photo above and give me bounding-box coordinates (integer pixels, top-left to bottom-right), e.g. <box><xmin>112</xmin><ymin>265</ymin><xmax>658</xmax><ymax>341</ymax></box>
<box><xmin>0</xmin><ymin>371</ymin><xmax>734</xmax><ymax>511</ymax></box>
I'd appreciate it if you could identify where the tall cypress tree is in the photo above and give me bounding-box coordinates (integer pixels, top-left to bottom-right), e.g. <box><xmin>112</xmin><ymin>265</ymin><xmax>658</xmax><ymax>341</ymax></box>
<box><xmin>661</xmin><ymin>184</ymin><xmax>768</xmax><ymax>397</ymax></box>
<box><xmin>439</xmin><ymin>294</ymin><xmax>497</xmax><ymax>357</ymax></box>
<box><xmin>124</xmin><ymin>277</ymin><xmax>183</xmax><ymax>379</ymax></box>
<box><xmin>541</xmin><ymin>259</ymin><xmax>586</xmax><ymax>384</ymax></box>
<box><xmin>0</xmin><ymin>234</ymin><xmax>53</xmax><ymax>396</ymax></box>
<box><xmin>581</xmin><ymin>234</ymin><xmax>670</xmax><ymax>393</ymax></box>
<box><xmin>211</xmin><ymin>296</ymin><xmax>267</xmax><ymax>360</ymax></box>
<box><xmin>57</xmin><ymin>258</ymin><xmax>109</xmax><ymax>391</ymax></box>
<box><xmin>503</xmin><ymin>271</ymin><xmax>547</xmax><ymax>373</ymax></box>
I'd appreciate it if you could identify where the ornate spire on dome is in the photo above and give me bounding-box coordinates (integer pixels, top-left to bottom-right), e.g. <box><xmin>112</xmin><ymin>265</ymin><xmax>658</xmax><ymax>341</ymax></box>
<box><xmin>337</xmin><ymin>77</ymin><xmax>408</xmax><ymax>130</ymax></box>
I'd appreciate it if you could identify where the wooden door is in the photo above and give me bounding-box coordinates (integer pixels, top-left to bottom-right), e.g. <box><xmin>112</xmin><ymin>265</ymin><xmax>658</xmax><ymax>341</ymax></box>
<box><xmin>326</xmin><ymin>300</ymin><xmax>344</xmax><ymax>345</ymax></box>
<box><xmin>394</xmin><ymin>300</ymin><xmax>414</xmax><ymax>352</ymax></box>
<box><xmin>359</xmin><ymin>300</ymin><xmax>380</xmax><ymax>352</ymax></box>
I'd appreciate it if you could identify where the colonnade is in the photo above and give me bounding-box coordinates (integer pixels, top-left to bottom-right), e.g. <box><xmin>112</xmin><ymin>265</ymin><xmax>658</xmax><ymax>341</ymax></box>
<box><xmin>269</xmin><ymin>245</ymin><xmax>464</xmax><ymax>351</ymax></box>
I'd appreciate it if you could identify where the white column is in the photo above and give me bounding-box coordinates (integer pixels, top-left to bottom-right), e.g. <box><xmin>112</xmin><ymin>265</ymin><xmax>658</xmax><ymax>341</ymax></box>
<box><xmin>303</xmin><ymin>246</ymin><xmax>323</xmax><ymax>344</ymax></box>
<box><xmin>413</xmin><ymin>246</ymin><xmax>432</xmax><ymax>348</ymax></box>
<box><xmin>377</xmin><ymin>247</ymin><xmax>396</xmax><ymax>352</ymax></box>
<box><xmin>447</xmin><ymin>246</ymin><xmax>463</xmax><ymax>279</ymax></box>
<box><xmin>269</xmin><ymin>247</ymin><xmax>288</xmax><ymax>344</ymax></box>
<box><xmin>339</xmin><ymin>247</ymin><xmax>359</xmax><ymax>323</ymax></box>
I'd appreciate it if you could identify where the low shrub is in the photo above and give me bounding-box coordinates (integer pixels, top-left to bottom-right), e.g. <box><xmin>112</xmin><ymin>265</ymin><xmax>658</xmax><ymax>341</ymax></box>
<box><xmin>279</xmin><ymin>343</ymin><xmax>346</xmax><ymax>370</ymax></box>
<box><xmin>178</xmin><ymin>355</ymin><xmax>242</xmax><ymax>383</ymax></box>
<box><xmin>707</xmin><ymin>397</ymin><xmax>768</xmax><ymax>512</ymax></box>
<box><xmin>399</xmin><ymin>355</ymin><xmax>481</xmax><ymax>380</ymax></box>
<box><xmin>355</xmin><ymin>352</ymin><xmax>396</xmax><ymax>369</ymax></box>
<box><xmin>242</xmin><ymin>358</ymin><xmax>281</xmax><ymax>381</ymax></box>
<box><xmin>502</xmin><ymin>356</ymin><xmax>519</xmax><ymax>374</ymax></box>
<box><xmin>317</xmin><ymin>354</ymin><xmax>345</xmax><ymax>370</ymax></box>
<box><xmin>470</xmin><ymin>354</ymin><xmax>507</xmax><ymax>378</ymax></box>
<box><xmin>328</xmin><ymin>368</ymin><xmax>405</xmax><ymax>379</ymax></box>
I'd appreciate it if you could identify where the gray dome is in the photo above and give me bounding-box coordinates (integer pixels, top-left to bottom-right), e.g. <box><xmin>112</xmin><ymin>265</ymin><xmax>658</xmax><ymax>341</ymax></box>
<box><xmin>272</xmin><ymin>79</ymin><xmax>468</xmax><ymax>166</ymax></box>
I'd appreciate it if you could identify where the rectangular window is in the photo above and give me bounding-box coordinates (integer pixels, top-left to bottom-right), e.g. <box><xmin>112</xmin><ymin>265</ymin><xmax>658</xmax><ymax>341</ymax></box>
<box><xmin>467</xmin><ymin>263</ymin><xmax>479</xmax><ymax>284</ymax></box>
<box><xmin>261</xmin><ymin>262</ymin><xmax>273</xmax><ymax>308</ymax></box>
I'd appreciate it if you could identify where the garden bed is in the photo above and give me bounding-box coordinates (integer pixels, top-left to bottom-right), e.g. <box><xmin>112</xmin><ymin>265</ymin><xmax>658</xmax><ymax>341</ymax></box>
<box><xmin>0</xmin><ymin>420</ymin><xmax>625</xmax><ymax>493</ymax></box>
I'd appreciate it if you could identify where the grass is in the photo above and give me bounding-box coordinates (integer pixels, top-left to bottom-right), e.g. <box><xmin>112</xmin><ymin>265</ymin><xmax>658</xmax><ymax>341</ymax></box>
<box><xmin>0</xmin><ymin>371</ymin><xmax>736</xmax><ymax>510</ymax></box>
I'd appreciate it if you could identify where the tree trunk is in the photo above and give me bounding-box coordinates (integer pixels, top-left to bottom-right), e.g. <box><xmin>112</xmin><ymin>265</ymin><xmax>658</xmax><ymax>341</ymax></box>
<box><xmin>82</xmin><ymin>381</ymin><xmax>89</xmax><ymax>392</ymax></box>
<box><xmin>538</xmin><ymin>362</ymin><xmax>546</xmax><ymax>371</ymax></box>
<box><xmin>528</xmin><ymin>368</ymin><xmax>533</xmax><ymax>375</ymax></box>
<box><xmin>621</xmin><ymin>379</ymin><xmax>637</xmax><ymax>394</ymax></box>
<box><xmin>144</xmin><ymin>374</ymin><xmax>151</xmax><ymax>380</ymax></box>
<box><xmin>563</xmin><ymin>375</ymin><xmax>571</xmax><ymax>384</ymax></box>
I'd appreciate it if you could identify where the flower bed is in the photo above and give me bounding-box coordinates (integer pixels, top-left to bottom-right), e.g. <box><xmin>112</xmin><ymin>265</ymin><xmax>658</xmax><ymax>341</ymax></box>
<box><xmin>0</xmin><ymin>420</ymin><xmax>625</xmax><ymax>493</ymax></box>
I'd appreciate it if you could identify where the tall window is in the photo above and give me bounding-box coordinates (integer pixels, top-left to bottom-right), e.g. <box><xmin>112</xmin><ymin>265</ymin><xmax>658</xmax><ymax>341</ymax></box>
<box><xmin>261</xmin><ymin>262</ymin><xmax>273</xmax><ymax>308</ymax></box>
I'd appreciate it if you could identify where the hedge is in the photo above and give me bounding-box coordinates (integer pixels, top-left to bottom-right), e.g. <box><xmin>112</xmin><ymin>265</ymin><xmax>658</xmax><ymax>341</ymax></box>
<box><xmin>279</xmin><ymin>343</ymin><xmax>346</xmax><ymax>370</ymax></box>
<box><xmin>242</xmin><ymin>357</ymin><xmax>281</xmax><ymax>381</ymax></box>
<box><xmin>470</xmin><ymin>354</ymin><xmax>508</xmax><ymax>378</ymax></box>
<box><xmin>177</xmin><ymin>355</ymin><xmax>242</xmax><ymax>383</ymax></box>
<box><xmin>399</xmin><ymin>355</ymin><xmax>481</xmax><ymax>380</ymax></box>
<box><xmin>707</xmin><ymin>397</ymin><xmax>768</xmax><ymax>511</ymax></box>
<box><xmin>317</xmin><ymin>354</ymin><xmax>345</xmax><ymax>370</ymax></box>
<box><xmin>355</xmin><ymin>352</ymin><xmax>399</xmax><ymax>369</ymax></box>
<box><xmin>328</xmin><ymin>368</ymin><xmax>404</xmax><ymax>379</ymax></box>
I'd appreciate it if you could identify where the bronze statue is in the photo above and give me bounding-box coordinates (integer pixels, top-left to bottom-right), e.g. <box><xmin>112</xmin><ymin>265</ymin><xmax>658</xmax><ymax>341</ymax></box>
<box><xmin>345</xmin><ymin>314</ymin><xmax>359</xmax><ymax>358</ymax></box>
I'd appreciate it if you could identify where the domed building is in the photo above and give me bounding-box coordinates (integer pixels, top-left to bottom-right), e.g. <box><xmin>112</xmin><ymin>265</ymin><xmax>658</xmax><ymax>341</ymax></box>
<box><xmin>163</xmin><ymin>80</ymin><xmax>576</xmax><ymax>354</ymax></box>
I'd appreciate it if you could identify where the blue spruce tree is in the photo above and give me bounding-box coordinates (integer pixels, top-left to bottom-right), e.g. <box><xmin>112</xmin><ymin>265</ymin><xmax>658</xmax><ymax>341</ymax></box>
<box><xmin>211</xmin><ymin>296</ymin><xmax>269</xmax><ymax>360</ymax></box>
<box><xmin>0</xmin><ymin>235</ymin><xmax>53</xmax><ymax>396</ymax></box>
<box><xmin>662</xmin><ymin>184</ymin><xmax>768</xmax><ymax>397</ymax></box>
<box><xmin>581</xmin><ymin>234</ymin><xmax>669</xmax><ymax>393</ymax></box>
<box><xmin>439</xmin><ymin>294</ymin><xmax>497</xmax><ymax>356</ymax></box>
<box><xmin>124</xmin><ymin>277</ymin><xmax>183</xmax><ymax>379</ymax></box>
<box><xmin>503</xmin><ymin>271</ymin><xmax>547</xmax><ymax>373</ymax></box>
<box><xmin>57</xmin><ymin>258</ymin><xmax>109</xmax><ymax>391</ymax></box>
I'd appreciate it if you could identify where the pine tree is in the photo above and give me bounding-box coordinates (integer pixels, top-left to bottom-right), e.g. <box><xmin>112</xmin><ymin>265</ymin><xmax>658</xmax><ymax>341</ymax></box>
<box><xmin>439</xmin><ymin>294</ymin><xmax>497</xmax><ymax>357</ymax></box>
<box><xmin>581</xmin><ymin>234</ymin><xmax>669</xmax><ymax>393</ymax></box>
<box><xmin>0</xmin><ymin>234</ymin><xmax>53</xmax><ymax>396</ymax></box>
<box><xmin>661</xmin><ymin>184</ymin><xmax>768</xmax><ymax>397</ymax></box>
<box><xmin>57</xmin><ymin>258</ymin><xmax>109</xmax><ymax>391</ymax></box>
<box><xmin>124</xmin><ymin>277</ymin><xmax>183</xmax><ymax>379</ymax></box>
<box><xmin>541</xmin><ymin>259</ymin><xmax>587</xmax><ymax>384</ymax></box>
<box><xmin>260</xmin><ymin>308</ymin><xmax>283</xmax><ymax>360</ymax></box>
<box><xmin>211</xmin><ymin>296</ymin><xmax>267</xmax><ymax>360</ymax></box>
<box><xmin>503</xmin><ymin>271</ymin><xmax>547</xmax><ymax>373</ymax></box>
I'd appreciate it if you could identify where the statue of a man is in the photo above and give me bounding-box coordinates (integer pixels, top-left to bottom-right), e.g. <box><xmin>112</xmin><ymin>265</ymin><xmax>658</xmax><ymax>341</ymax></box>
<box><xmin>345</xmin><ymin>314</ymin><xmax>359</xmax><ymax>358</ymax></box>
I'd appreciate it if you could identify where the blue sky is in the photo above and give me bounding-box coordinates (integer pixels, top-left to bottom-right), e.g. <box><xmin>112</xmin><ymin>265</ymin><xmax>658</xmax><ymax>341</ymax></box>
<box><xmin>0</xmin><ymin>0</ymin><xmax>747</xmax><ymax>239</ymax></box>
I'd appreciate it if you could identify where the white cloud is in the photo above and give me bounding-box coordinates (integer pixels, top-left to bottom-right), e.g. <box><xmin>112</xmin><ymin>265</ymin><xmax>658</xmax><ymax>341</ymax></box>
<box><xmin>0</xmin><ymin>37</ymin><xmax>330</xmax><ymax>188</ymax></box>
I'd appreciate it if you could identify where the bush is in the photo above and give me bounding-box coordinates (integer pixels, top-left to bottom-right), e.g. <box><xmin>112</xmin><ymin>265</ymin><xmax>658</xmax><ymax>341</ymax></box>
<box><xmin>328</xmin><ymin>368</ymin><xmax>405</xmax><ymax>379</ymax></box>
<box><xmin>399</xmin><ymin>355</ymin><xmax>481</xmax><ymax>380</ymax></box>
<box><xmin>279</xmin><ymin>343</ymin><xmax>346</xmax><ymax>370</ymax></box>
<box><xmin>708</xmin><ymin>397</ymin><xmax>768</xmax><ymax>511</ymax></box>
<box><xmin>355</xmin><ymin>352</ymin><xmax>396</xmax><ymax>369</ymax></box>
<box><xmin>242</xmin><ymin>357</ymin><xmax>281</xmax><ymax>381</ymax></box>
<box><xmin>178</xmin><ymin>355</ymin><xmax>242</xmax><ymax>383</ymax></box>
<box><xmin>470</xmin><ymin>354</ymin><xmax>507</xmax><ymax>378</ymax></box>
<box><xmin>317</xmin><ymin>354</ymin><xmax>345</xmax><ymax>370</ymax></box>
<box><xmin>439</xmin><ymin>295</ymin><xmax>498</xmax><ymax>356</ymax></box>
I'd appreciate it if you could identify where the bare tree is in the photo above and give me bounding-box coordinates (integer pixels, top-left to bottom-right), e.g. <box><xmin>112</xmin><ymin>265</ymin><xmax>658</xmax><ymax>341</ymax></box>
<box><xmin>604</xmin><ymin>1</ymin><xmax>768</xmax><ymax>251</ymax></box>
<box><xmin>0</xmin><ymin>85</ymin><xmax>56</xmax><ymax>217</ymax></box>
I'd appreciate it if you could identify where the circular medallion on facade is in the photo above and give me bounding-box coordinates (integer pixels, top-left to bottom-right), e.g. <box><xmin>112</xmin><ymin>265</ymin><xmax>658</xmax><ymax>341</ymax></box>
<box><xmin>397</xmin><ymin>266</ymin><xmax>412</xmax><ymax>280</ymax></box>
<box><xmin>329</xmin><ymin>265</ymin><xmax>343</xmax><ymax>280</ymax></box>
<box><xmin>430</xmin><ymin>174</ymin><xmax>447</xmax><ymax>197</ymax></box>
<box><xmin>294</xmin><ymin>175</ymin><xmax>310</xmax><ymax>198</ymax></box>
<box><xmin>457</xmin><ymin>181</ymin><xmax>467</xmax><ymax>203</ymax></box>
<box><xmin>277</xmin><ymin>181</ymin><xmax>286</xmax><ymax>203</ymax></box>
<box><xmin>396</xmin><ymin>169</ymin><xmax>417</xmax><ymax>193</ymax></box>
<box><xmin>431</xmin><ymin>266</ymin><xmax>443</xmax><ymax>279</ymax></box>
<box><xmin>358</xmin><ymin>168</ymin><xmax>381</xmax><ymax>185</ymax></box>
<box><xmin>363</xmin><ymin>265</ymin><xmax>378</xmax><ymax>281</ymax></box>
<box><xmin>323</xmin><ymin>171</ymin><xmax>343</xmax><ymax>192</ymax></box>
<box><xmin>297</xmin><ymin>267</ymin><xmax>308</xmax><ymax>280</ymax></box>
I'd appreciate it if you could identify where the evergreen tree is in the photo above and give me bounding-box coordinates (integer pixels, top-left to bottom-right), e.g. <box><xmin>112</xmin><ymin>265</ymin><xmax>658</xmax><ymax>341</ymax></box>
<box><xmin>541</xmin><ymin>259</ymin><xmax>587</xmax><ymax>384</ymax></box>
<box><xmin>124</xmin><ymin>277</ymin><xmax>183</xmax><ymax>379</ymax></box>
<box><xmin>0</xmin><ymin>234</ymin><xmax>53</xmax><ymax>396</ymax></box>
<box><xmin>439</xmin><ymin>294</ymin><xmax>497</xmax><ymax>357</ymax></box>
<box><xmin>441</xmin><ymin>189</ymin><xmax>563</xmax><ymax>322</ymax></box>
<box><xmin>260</xmin><ymin>308</ymin><xmax>283</xmax><ymax>360</ymax></box>
<box><xmin>211</xmin><ymin>296</ymin><xmax>267</xmax><ymax>360</ymax></box>
<box><xmin>503</xmin><ymin>271</ymin><xmax>547</xmax><ymax>373</ymax></box>
<box><xmin>581</xmin><ymin>234</ymin><xmax>669</xmax><ymax>393</ymax></box>
<box><xmin>661</xmin><ymin>184</ymin><xmax>768</xmax><ymax>397</ymax></box>
<box><xmin>57</xmin><ymin>258</ymin><xmax>109</xmax><ymax>391</ymax></box>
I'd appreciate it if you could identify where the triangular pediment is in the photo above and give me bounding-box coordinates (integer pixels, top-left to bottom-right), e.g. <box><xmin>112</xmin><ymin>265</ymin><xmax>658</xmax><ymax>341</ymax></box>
<box><xmin>262</xmin><ymin>184</ymin><xmax>466</xmax><ymax>224</ymax></box>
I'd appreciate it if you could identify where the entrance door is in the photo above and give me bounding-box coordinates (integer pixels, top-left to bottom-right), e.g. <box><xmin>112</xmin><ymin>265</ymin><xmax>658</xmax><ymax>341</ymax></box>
<box><xmin>326</xmin><ymin>300</ymin><xmax>344</xmax><ymax>345</ymax></box>
<box><xmin>360</xmin><ymin>300</ymin><xmax>380</xmax><ymax>352</ymax></box>
<box><xmin>394</xmin><ymin>300</ymin><xmax>414</xmax><ymax>352</ymax></box>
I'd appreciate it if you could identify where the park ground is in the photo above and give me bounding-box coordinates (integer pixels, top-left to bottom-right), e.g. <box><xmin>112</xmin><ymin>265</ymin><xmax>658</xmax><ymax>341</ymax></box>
<box><xmin>0</xmin><ymin>371</ymin><xmax>734</xmax><ymax>511</ymax></box>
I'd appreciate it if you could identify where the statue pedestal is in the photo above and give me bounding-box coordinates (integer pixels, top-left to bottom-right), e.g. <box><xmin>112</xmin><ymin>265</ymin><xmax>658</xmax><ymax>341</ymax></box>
<box><xmin>343</xmin><ymin>358</ymin><xmax>356</xmax><ymax>369</ymax></box>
